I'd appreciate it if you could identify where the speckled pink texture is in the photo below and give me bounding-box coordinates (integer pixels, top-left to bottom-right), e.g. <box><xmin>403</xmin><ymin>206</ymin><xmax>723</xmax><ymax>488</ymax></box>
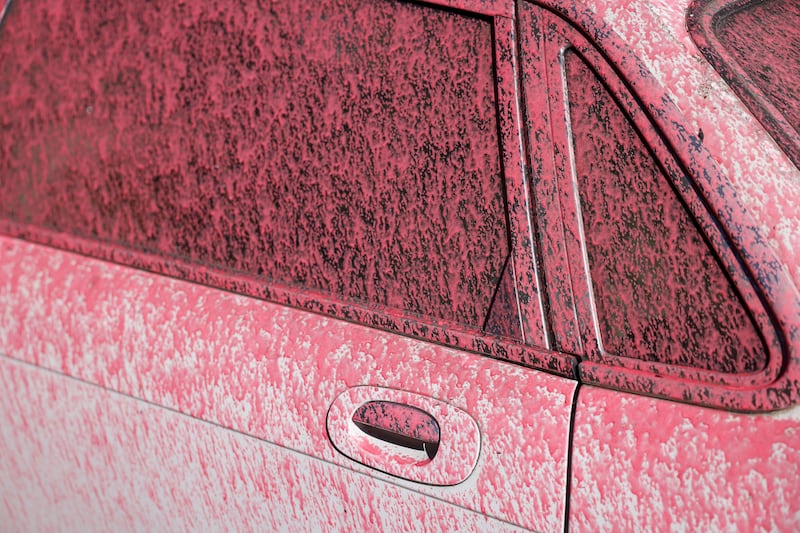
<box><xmin>523</xmin><ymin>1</ymin><xmax>800</xmax><ymax>411</ymax></box>
<box><xmin>0</xmin><ymin>356</ymin><xmax>527</xmax><ymax>532</ymax></box>
<box><xmin>569</xmin><ymin>385</ymin><xmax>800</xmax><ymax>532</ymax></box>
<box><xmin>563</xmin><ymin>48</ymin><xmax>765</xmax><ymax>374</ymax></box>
<box><xmin>518</xmin><ymin>1</ymin><xmax>585</xmax><ymax>357</ymax></box>
<box><xmin>0</xmin><ymin>0</ymin><xmax>586</xmax><ymax>378</ymax></box>
<box><xmin>328</xmin><ymin>386</ymin><xmax>480</xmax><ymax>485</ymax></box>
<box><xmin>0</xmin><ymin>0</ymin><xmax>506</xmax><ymax>330</ymax></box>
<box><xmin>689</xmin><ymin>0</ymin><xmax>800</xmax><ymax>169</ymax></box>
<box><xmin>2</xmin><ymin>0</ymin><xmax>800</xmax><ymax>527</ymax></box>
<box><xmin>568</xmin><ymin>0</ymin><xmax>800</xmax><ymax>290</ymax></box>
<box><xmin>352</xmin><ymin>399</ymin><xmax>442</xmax><ymax>445</ymax></box>
<box><xmin>0</xmin><ymin>237</ymin><xmax>576</xmax><ymax>532</ymax></box>
<box><xmin>715</xmin><ymin>0</ymin><xmax>800</xmax><ymax>131</ymax></box>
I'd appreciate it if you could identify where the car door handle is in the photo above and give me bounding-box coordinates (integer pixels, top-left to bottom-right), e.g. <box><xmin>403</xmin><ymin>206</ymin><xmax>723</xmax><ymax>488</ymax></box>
<box><xmin>352</xmin><ymin>401</ymin><xmax>441</xmax><ymax>460</ymax></box>
<box><xmin>327</xmin><ymin>386</ymin><xmax>480</xmax><ymax>486</ymax></box>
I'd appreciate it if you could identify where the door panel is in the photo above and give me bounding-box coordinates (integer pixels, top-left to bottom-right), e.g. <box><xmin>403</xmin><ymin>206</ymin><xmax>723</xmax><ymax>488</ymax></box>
<box><xmin>569</xmin><ymin>386</ymin><xmax>800</xmax><ymax>531</ymax></box>
<box><xmin>0</xmin><ymin>0</ymin><xmax>581</xmax><ymax>529</ymax></box>
<box><xmin>0</xmin><ymin>0</ymin><xmax>579</xmax><ymax>529</ymax></box>
<box><xmin>0</xmin><ymin>356</ymin><xmax>530</xmax><ymax>532</ymax></box>
<box><xmin>0</xmin><ymin>237</ymin><xmax>577</xmax><ymax>531</ymax></box>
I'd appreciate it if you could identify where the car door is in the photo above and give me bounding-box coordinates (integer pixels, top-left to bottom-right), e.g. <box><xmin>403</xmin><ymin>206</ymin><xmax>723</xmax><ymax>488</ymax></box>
<box><xmin>0</xmin><ymin>0</ymin><xmax>579</xmax><ymax>531</ymax></box>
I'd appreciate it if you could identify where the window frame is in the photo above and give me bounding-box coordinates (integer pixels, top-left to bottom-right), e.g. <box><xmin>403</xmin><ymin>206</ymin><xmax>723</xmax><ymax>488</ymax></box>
<box><xmin>521</xmin><ymin>1</ymin><xmax>800</xmax><ymax>411</ymax></box>
<box><xmin>0</xmin><ymin>0</ymin><xmax>579</xmax><ymax>377</ymax></box>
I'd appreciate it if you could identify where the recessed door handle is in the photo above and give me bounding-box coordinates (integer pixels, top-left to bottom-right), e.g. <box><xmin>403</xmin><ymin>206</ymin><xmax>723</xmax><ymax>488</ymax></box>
<box><xmin>352</xmin><ymin>401</ymin><xmax>440</xmax><ymax>460</ymax></box>
<box><xmin>327</xmin><ymin>386</ymin><xmax>480</xmax><ymax>486</ymax></box>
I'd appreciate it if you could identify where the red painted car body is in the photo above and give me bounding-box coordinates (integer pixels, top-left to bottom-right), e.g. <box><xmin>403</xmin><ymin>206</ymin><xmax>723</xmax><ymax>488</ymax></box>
<box><xmin>1</xmin><ymin>0</ymin><xmax>798</xmax><ymax>531</ymax></box>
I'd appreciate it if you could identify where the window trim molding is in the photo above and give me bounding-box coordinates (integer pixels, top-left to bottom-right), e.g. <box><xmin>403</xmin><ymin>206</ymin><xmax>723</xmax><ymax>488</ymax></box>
<box><xmin>0</xmin><ymin>1</ymin><xmax>579</xmax><ymax>379</ymax></box>
<box><xmin>525</xmin><ymin>1</ymin><xmax>800</xmax><ymax>411</ymax></box>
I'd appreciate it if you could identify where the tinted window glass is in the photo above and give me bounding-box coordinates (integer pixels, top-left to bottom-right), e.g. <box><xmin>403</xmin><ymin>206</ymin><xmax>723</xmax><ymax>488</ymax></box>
<box><xmin>716</xmin><ymin>0</ymin><xmax>800</xmax><ymax>138</ymax></box>
<box><xmin>690</xmin><ymin>0</ymin><xmax>800</xmax><ymax>168</ymax></box>
<box><xmin>0</xmin><ymin>0</ymin><xmax>511</xmax><ymax>330</ymax></box>
<box><xmin>563</xmin><ymin>50</ymin><xmax>766</xmax><ymax>373</ymax></box>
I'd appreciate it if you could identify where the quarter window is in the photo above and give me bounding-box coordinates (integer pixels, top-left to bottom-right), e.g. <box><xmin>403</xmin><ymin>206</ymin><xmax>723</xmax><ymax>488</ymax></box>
<box><xmin>562</xmin><ymin>50</ymin><xmax>767</xmax><ymax>373</ymax></box>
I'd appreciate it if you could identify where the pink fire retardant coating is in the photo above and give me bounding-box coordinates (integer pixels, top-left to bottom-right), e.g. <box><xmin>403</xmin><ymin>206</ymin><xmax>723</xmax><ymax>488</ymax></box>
<box><xmin>0</xmin><ymin>236</ymin><xmax>577</xmax><ymax>532</ymax></box>
<box><xmin>328</xmin><ymin>386</ymin><xmax>480</xmax><ymax>485</ymax></box>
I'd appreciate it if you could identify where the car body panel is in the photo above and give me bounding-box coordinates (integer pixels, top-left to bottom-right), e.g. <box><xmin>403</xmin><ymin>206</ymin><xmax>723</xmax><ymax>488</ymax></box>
<box><xmin>569</xmin><ymin>385</ymin><xmax>800</xmax><ymax>532</ymax></box>
<box><xmin>0</xmin><ymin>236</ymin><xmax>577</xmax><ymax>531</ymax></box>
<box><xmin>0</xmin><ymin>0</ymin><xmax>577</xmax><ymax>377</ymax></box>
<box><xmin>579</xmin><ymin>0</ymin><xmax>800</xmax><ymax>289</ymax></box>
<box><xmin>520</xmin><ymin>1</ymin><xmax>800</xmax><ymax>410</ymax></box>
<box><xmin>0</xmin><ymin>356</ymin><xmax>528</xmax><ymax>532</ymax></box>
<box><xmin>1</xmin><ymin>0</ymin><xmax>800</xmax><ymax>530</ymax></box>
<box><xmin>688</xmin><ymin>0</ymin><xmax>800</xmax><ymax>169</ymax></box>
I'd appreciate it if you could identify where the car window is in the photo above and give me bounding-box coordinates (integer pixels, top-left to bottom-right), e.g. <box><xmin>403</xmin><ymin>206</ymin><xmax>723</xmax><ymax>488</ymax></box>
<box><xmin>562</xmin><ymin>49</ymin><xmax>767</xmax><ymax>373</ymax></box>
<box><xmin>689</xmin><ymin>0</ymin><xmax>800</xmax><ymax>168</ymax></box>
<box><xmin>0</xmin><ymin>0</ymin><xmax>523</xmax><ymax>341</ymax></box>
<box><xmin>518</xmin><ymin>2</ymin><xmax>800</xmax><ymax>411</ymax></box>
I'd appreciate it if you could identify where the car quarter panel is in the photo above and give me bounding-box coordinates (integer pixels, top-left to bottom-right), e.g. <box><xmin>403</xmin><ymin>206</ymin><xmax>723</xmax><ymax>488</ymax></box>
<box><xmin>524</xmin><ymin>0</ymin><xmax>800</xmax><ymax>411</ymax></box>
<box><xmin>564</xmin><ymin>0</ymin><xmax>800</xmax><ymax>288</ymax></box>
<box><xmin>569</xmin><ymin>385</ymin><xmax>800</xmax><ymax>532</ymax></box>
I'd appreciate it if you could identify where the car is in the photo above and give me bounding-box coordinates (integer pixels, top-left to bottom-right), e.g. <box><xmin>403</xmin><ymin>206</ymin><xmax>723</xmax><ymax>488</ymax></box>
<box><xmin>1</xmin><ymin>0</ymin><xmax>798</xmax><ymax>530</ymax></box>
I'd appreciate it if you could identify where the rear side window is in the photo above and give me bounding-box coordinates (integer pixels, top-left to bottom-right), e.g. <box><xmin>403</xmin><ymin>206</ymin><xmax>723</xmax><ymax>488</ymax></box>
<box><xmin>518</xmin><ymin>2</ymin><xmax>799</xmax><ymax>411</ymax></box>
<box><xmin>689</xmin><ymin>0</ymin><xmax>800</xmax><ymax>168</ymax></box>
<box><xmin>0</xmin><ymin>1</ymin><xmax>516</xmax><ymax>334</ymax></box>
<box><xmin>563</xmin><ymin>50</ymin><xmax>767</xmax><ymax>373</ymax></box>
